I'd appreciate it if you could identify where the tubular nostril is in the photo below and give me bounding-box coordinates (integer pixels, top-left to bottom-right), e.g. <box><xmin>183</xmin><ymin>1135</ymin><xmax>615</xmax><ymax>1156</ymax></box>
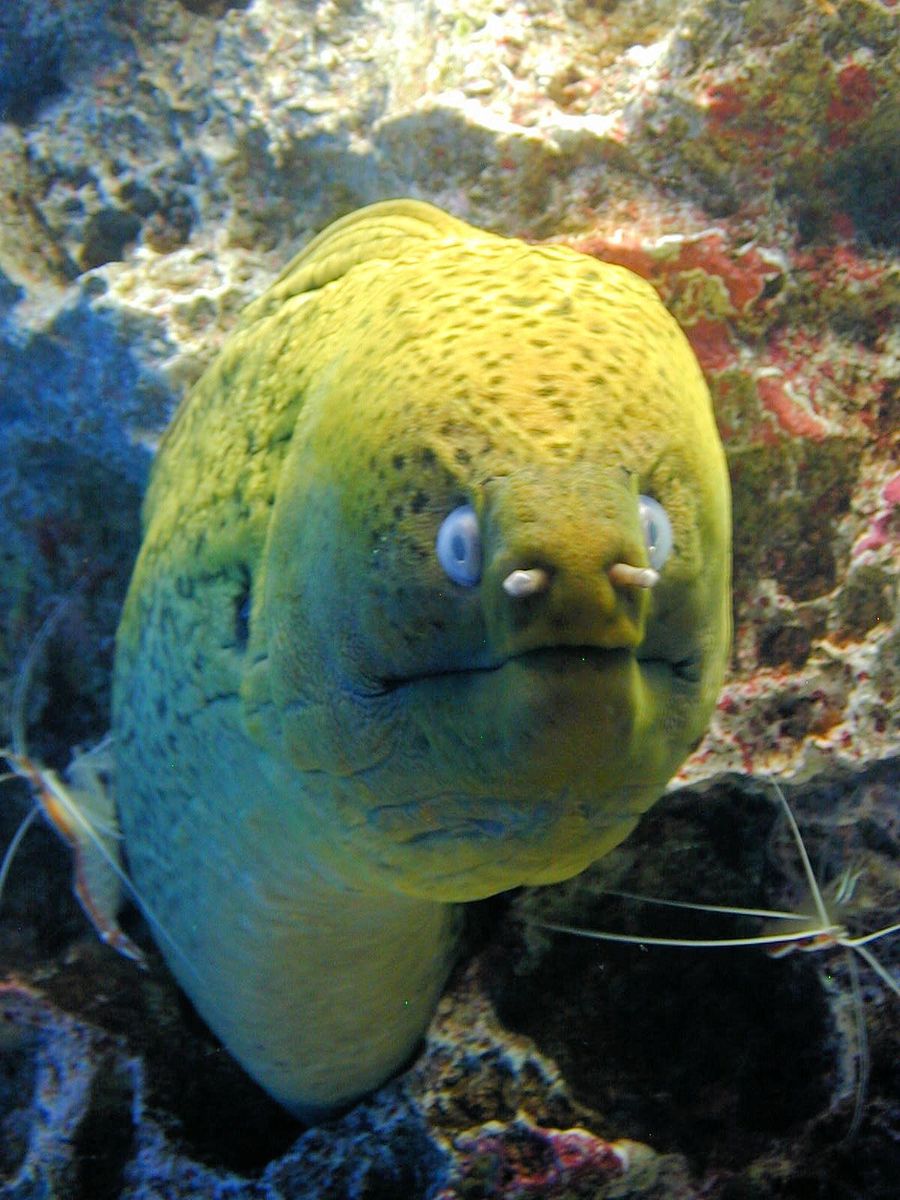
<box><xmin>609</xmin><ymin>562</ymin><xmax>659</xmax><ymax>590</ymax></box>
<box><xmin>502</xmin><ymin>567</ymin><xmax>551</xmax><ymax>598</ymax></box>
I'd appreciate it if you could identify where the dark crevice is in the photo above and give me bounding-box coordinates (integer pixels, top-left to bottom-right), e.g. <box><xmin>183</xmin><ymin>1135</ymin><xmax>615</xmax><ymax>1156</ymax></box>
<box><xmin>71</xmin><ymin>1059</ymin><xmax>136</xmax><ymax>1200</ymax></box>
<box><xmin>178</xmin><ymin>0</ymin><xmax>251</xmax><ymax>15</ymax></box>
<box><xmin>79</xmin><ymin>208</ymin><xmax>143</xmax><ymax>272</ymax></box>
<box><xmin>0</xmin><ymin>1027</ymin><xmax>38</xmax><ymax>1179</ymax></box>
<box><xmin>0</xmin><ymin>37</ymin><xmax>65</xmax><ymax>124</ymax></box>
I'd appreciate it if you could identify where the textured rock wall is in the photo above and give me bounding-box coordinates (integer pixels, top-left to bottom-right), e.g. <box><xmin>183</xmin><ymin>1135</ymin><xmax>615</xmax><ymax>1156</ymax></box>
<box><xmin>1</xmin><ymin>2</ymin><xmax>897</xmax><ymax>1198</ymax></box>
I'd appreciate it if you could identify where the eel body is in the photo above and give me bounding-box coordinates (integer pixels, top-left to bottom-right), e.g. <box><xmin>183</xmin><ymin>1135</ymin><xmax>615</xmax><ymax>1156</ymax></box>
<box><xmin>112</xmin><ymin>200</ymin><xmax>731</xmax><ymax>1118</ymax></box>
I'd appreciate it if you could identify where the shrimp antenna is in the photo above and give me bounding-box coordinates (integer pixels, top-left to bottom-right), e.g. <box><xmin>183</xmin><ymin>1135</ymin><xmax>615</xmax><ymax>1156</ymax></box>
<box><xmin>528</xmin><ymin>778</ymin><xmax>898</xmax><ymax>1140</ymax></box>
<box><xmin>10</xmin><ymin>595</ymin><xmax>74</xmax><ymax>757</ymax></box>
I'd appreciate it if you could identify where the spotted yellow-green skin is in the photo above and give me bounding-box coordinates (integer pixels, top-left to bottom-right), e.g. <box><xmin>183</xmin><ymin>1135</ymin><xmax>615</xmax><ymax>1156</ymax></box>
<box><xmin>112</xmin><ymin>200</ymin><xmax>731</xmax><ymax>1118</ymax></box>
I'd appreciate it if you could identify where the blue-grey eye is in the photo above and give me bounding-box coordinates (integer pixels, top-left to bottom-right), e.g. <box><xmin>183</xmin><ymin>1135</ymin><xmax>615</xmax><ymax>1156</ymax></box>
<box><xmin>436</xmin><ymin>505</ymin><xmax>482</xmax><ymax>586</ymax></box>
<box><xmin>638</xmin><ymin>495</ymin><xmax>673</xmax><ymax>571</ymax></box>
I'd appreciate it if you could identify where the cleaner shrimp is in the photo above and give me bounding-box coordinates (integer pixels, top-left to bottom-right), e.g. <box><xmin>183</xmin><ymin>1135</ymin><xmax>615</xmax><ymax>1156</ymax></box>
<box><xmin>528</xmin><ymin>781</ymin><xmax>898</xmax><ymax>1139</ymax></box>
<box><xmin>1</xmin><ymin>601</ymin><xmax>226</xmax><ymax>990</ymax></box>
<box><xmin>0</xmin><ymin>596</ymin><xmax>146</xmax><ymax>963</ymax></box>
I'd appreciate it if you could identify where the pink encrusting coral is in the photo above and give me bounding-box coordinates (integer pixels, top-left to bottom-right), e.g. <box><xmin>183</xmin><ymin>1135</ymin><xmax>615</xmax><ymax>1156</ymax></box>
<box><xmin>854</xmin><ymin>472</ymin><xmax>900</xmax><ymax>556</ymax></box>
<box><xmin>440</xmin><ymin>1120</ymin><xmax>629</xmax><ymax>1200</ymax></box>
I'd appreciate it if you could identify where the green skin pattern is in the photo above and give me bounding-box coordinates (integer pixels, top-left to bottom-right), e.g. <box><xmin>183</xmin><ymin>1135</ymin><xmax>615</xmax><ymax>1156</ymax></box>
<box><xmin>112</xmin><ymin>200</ymin><xmax>732</xmax><ymax>1119</ymax></box>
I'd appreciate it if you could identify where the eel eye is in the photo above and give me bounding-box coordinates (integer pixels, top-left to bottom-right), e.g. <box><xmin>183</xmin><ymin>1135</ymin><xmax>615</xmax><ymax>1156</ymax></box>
<box><xmin>436</xmin><ymin>505</ymin><xmax>482</xmax><ymax>586</ymax></box>
<box><xmin>638</xmin><ymin>495</ymin><xmax>673</xmax><ymax>571</ymax></box>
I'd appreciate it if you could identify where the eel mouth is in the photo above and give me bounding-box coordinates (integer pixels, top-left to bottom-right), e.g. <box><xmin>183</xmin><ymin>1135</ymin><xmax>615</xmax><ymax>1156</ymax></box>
<box><xmin>375</xmin><ymin>644</ymin><xmax>631</xmax><ymax>694</ymax></box>
<box><xmin>374</xmin><ymin>645</ymin><xmax>701</xmax><ymax>696</ymax></box>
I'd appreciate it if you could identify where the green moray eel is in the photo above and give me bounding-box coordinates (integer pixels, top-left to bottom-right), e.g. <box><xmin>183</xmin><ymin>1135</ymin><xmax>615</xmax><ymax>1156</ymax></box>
<box><xmin>112</xmin><ymin>199</ymin><xmax>731</xmax><ymax>1119</ymax></box>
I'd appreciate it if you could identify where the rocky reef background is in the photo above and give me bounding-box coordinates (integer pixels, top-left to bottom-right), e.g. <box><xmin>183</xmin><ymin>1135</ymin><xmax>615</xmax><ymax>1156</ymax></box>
<box><xmin>0</xmin><ymin>1</ymin><xmax>897</xmax><ymax>1197</ymax></box>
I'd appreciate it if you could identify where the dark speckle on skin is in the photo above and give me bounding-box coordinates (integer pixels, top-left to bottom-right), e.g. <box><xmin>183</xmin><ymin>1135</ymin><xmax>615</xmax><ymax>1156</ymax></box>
<box><xmin>234</xmin><ymin>569</ymin><xmax>251</xmax><ymax>651</ymax></box>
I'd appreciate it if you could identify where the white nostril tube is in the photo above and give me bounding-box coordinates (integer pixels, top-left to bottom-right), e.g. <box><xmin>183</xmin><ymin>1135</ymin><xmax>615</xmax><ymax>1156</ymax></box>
<box><xmin>502</xmin><ymin>567</ymin><xmax>550</xmax><ymax>598</ymax></box>
<box><xmin>609</xmin><ymin>562</ymin><xmax>659</xmax><ymax>589</ymax></box>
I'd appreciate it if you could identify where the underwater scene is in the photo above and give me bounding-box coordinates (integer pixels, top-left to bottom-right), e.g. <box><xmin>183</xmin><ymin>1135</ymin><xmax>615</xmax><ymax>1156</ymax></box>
<box><xmin>0</xmin><ymin>1</ymin><xmax>897</xmax><ymax>1198</ymax></box>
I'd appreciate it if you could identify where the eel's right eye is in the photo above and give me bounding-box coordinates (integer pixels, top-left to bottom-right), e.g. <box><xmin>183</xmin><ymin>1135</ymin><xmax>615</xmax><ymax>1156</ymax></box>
<box><xmin>638</xmin><ymin>495</ymin><xmax>673</xmax><ymax>571</ymax></box>
<box><xmin>436</xmin><ymin>505</ymin><xmax>482</xmax><ymax>586</ymax></box>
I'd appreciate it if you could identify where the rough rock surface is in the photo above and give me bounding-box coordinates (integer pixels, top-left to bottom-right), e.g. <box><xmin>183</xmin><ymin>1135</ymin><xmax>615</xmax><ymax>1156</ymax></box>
<box><xmin>1</xmin><ymin>1</ymin><xmax>897</xmax><ymax>1197</ymax></box>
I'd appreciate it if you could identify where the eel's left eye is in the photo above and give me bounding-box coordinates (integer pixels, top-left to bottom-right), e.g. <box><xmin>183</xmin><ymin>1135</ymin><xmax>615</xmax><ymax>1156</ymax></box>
<box><xmin>436</xmin><ymin>505</ymin><xmax>482</xmax><ymax>586</ymax></box>
<box><xmin>638</xmin><ymin>495</ymin><xmax>673</xmax><ymax>571</ymax></box>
